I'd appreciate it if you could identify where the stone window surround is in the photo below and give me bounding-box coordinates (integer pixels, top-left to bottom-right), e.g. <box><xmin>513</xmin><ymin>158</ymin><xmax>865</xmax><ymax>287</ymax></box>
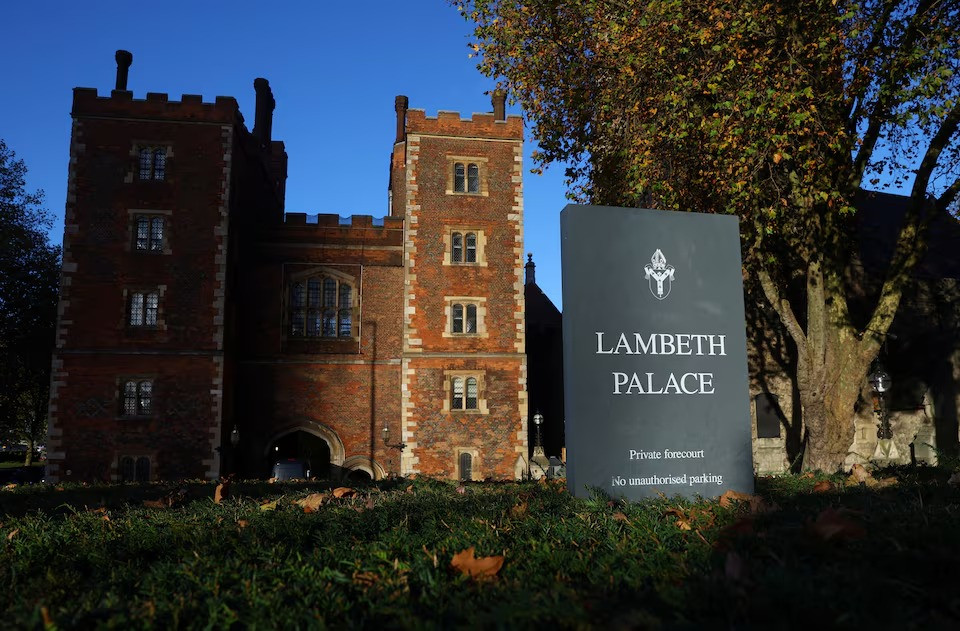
<box><xmin>442</xmin><ymin>370</ymin><xmax>489</xmax><ymax>415</ymax></box>
<box><xmin>125</xmin><ymin>143</ymin><xmax>174</xmax><ymax>183</ymax></box>
<box><xmin>126</xmin><ymin>209</ymin><xmax>173</xmax><ymax>255</ymax></box>
<box><xmin>442</xmin><ymin>227</ymin><xmax>488</xmax><ymax>267</ymax></box>
<box><xmin>112</xmin><ymin>452</ymin><xmax>157</xmax><ymax>482</ymax></box>
<box><xmin>284</xmin><ymin>265</ymin><xmax>360</xmax><ymax>341</ymax></box>
<box><xmin>454</xmin><ymin>447</ymin><xmax>481</xmax><ymax>481</ymax></box>
<box><xmin>122</xmin><ymin>285</ymin><xmax>167</xmax><ymax>331</ymax></box>
<box><xmin>443</xmin><ymin>296</ymin><xmax>489</xmax><ymax>338</ymax></box>
<box><xmin>116</xmin><ymin>376</ymin><xmax>156</xmax><ymax>419</ymax></box>
<box><xmin>445</xmin><ymin>155</ymin><xmax>489</xmax><ymax>197</ymax></box>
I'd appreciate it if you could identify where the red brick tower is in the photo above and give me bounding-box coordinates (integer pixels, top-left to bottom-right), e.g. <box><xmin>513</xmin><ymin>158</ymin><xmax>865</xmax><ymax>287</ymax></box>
<box><xmin>390</xmin><ymin>91</ymin><xmax>529</xmax><ymax>479</ymax></box>
<box><xmin>45</xmin><ymin>52</ymin><xmax>285</xmax><ymax>482</ymax></box>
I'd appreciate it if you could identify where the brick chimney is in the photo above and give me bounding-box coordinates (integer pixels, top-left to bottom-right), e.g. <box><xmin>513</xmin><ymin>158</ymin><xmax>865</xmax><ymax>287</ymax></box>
<box><xmin>253</xmin><ymin>78</ymin><xmax>275</xmax><ymax>149</ymax></box>
<box><xmin>492</xmin><ymin>89</ymin><xmax>507</xmax><ymax>121</ymax></box>
<box><xmin>395</xmin><ymin>95</ymin><xmax>409</xmax><ymax>143</ymax></box>
<box><xmin>525</xmin><ymin>253</ymin><xmax>536</xmax><ymax>285</ymax></box>
<box><xmin>114</xmin><ymin>50</ymin><xmax>133</xmax><ymax>91</ymax></box>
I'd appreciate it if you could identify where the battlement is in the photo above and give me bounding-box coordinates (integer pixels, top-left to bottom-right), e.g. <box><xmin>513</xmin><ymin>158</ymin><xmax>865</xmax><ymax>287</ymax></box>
<box><xmin>404</xmin><ymin>108</ymin><xmax>523</xmax><ymax>140</ymax></box>
<box><xmin>71</xmin><ymin>87</ymin><xmax>243</xmax><ymax>125</ymax></box>
<box><xmin>274</xmin><ymin>213</ymin><xmax>404</xmax><ymax>249</ymax></box>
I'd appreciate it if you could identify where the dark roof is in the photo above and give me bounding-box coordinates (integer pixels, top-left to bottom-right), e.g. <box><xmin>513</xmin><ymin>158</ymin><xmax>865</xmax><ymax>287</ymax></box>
<box><xmin>856</xmin><ymin>190</ymin><xmax>960</xmax><ymax>279</ymax></box>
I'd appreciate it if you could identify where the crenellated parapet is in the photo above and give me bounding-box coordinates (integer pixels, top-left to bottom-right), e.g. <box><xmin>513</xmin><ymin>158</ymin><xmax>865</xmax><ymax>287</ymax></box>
<box><xmin>404</xmin><ymin>108</ymin><xmax>523</xmax><ymax>140</ymax></box>
<box><xmin>71</xmin><ymin>87</ymin><xmax>243</xmax><ymax>125</ymax></box>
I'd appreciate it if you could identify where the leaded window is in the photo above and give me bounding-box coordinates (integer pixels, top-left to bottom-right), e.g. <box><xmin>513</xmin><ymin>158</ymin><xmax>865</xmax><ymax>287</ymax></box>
<box><xmin>452</xmin><ymin>303</ymin><xmax>477</xmax><ymax>334</ymax></box>
<box><xmin>467</xmin><ymin>163</ymin><xmax>480</xmax><ymax>193</ymax></box>
<box><xmin>450</xmin><ymin>376</ymin><xmax>479</xmax><ymax>410</ymax></box>
<box><xmin>129</xmin><ymin>291</ymin><xmax>159</xmax><ymax>327</ymax></box>
<box><xmin>454</xmin><ymin>162</ymin><xmax>466</xmax><ymax>192</ymax></box>
<box><xmin>452</xmin><ymin>232</ymin><xmax>463</xmax><ymax>263</ymax></box>
<box><xmin>135</xmin><ymin>215</ymin><xmax>164</xmax><ymax>252</ymax></box>
<box><xmin>289</xmin><ymin>273</ymin><xmax>355</xmax><ymax>338</ymax></box>
<box><xmin>465</xmin><ymin>233</ymin><xmax>477</xmax><ymax>263</ymax></box>
<box><xmin>138</xmin><ymin>147</ymin><xmax>166</xmax><ymax>181</ymax></box>
<box><xmin>459</xmin><ymin>452</ymin><xmax>473</xmax><ymax>481</ymax></box>
<box><xmin>122</xmin><ymin>380</ymin><xmax>152</xmax><ymax>416</ymax></box>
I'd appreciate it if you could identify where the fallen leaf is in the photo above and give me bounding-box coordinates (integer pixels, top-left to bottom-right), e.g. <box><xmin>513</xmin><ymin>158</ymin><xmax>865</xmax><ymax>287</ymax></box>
<box><xmin>332</xmin><ymin>487</ymin><xmax>356</xmax><ymax>499</ymax></box>
<box><xmin>810</xmin><ymin>507</ymin><xmax>866</xmax><ymax>542</ymax></box>
<box><xmin>7</xmin><ymin>528</ymin><xmax>20</xmax><ymax>541</ymax></box>
<box><xmin>268</xmin><ymin>477</ymin><xmax>277</xmax><ymax>484</ymax></box>
<box><xmin>88</xmin><ymin>506</ymin><xmax>107</xmax><ymax>514</ymax></box>
<box><xmin>55</xmin><ymin>486</ymin><xmax>65</xmax><ymax>491</ymax></box>
<box><xmin>801</xmin><ymin>472</ymin><xmax>816</xmax><ymax>479</ymax></box>
<box><xmin>365</xmin><ymin>497</ymin><xmax>376</xmax><ymax>510</ymax></box>
<box><xmin>612</xmin><ymin>511</ymin><xmax>629</xmax><ymax>522</ymax></box>
<box><xmin>773</xmin><ymin>152</ymin><xmax>783</xmax><ymax>164</ymax></box>
<box><xmin>511</xmin><ymin>502</ymin><xmax>528</xmax><ymax>518</ymax></box>
<box><xmin>724</xmin><ymin>551</ymin><xmax>745</xmax><ymax>582</ymax></box>
<box><xmin>451</xmin><ymin>547</ymin><xmax>504</xmax><ymax>580</ymax></box>
<box><xmin>3</xmin><ymin>484</ymin><xmax>17</xmax><ymax>491</ymax></box>
<box><xmin>455</xmin><ymin>485</ymin><xmax>466</xmax><ymax>494</ymax></box>
<box><xmin>214</xmin><ymin>480</ymin><xmax>230</xmax><ymax>504</ymax></box>
<box><xmin>664</xmin><ymin>508</ymin><xmax>691</xmax><ymax>530</ymax></box>
<box><xmin>849</xmin><ymin>463</ymin><xmax>873</xmax><ymax>484</ymax></box>
<box><xmin>296</xmin><ymin>493</ymin><xmax>326</xmax><ymax>513</ymax></box>
<box><xmin>259</xmin><ymin>499</ymin><xmax>279</xmax><ymax>511</ymax></box>
<box><xmin>353</xmin><ymin>571</ymin><xmax>379</xmax><ymax>588</ymax></box>
<box><xmin>812</xmin><ymin>480</ymin><xmax>834</xmax><ymax>493</ymax></box>
<box><xmin>865</xmin><ymin>476</ymin><xmax>898</xmax><ymax>489</ymax></box>
<box><xmin>719</xmin><ymin>489</ymin><xmax>753</xmax><ymax>508</ymax></box>
<box><xmin>142</xmin><ymin>499</ymin><xmax>169</xmax><ymax>509</ymax></box>
<box><xmin>405</xmin><ymin>484</ymin><xmax>414</xmax><ymax>494</ymax></box>
<box><xmin>101</xmin><ymin>514</ymin><xmax>111</xmax><ymax>523</ymax></box>
<box><xmin>236</xmin><ymin>519</ymin><xmax>249</xmax><ymax>529</ymax></box>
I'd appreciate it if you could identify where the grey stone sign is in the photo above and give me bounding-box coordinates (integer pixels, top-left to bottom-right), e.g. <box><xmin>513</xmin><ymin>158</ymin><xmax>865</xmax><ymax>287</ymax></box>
<box><xmin>561</xmin><ymin>204</ymin><xmax>754</xmax><ymax>500</ymax></box>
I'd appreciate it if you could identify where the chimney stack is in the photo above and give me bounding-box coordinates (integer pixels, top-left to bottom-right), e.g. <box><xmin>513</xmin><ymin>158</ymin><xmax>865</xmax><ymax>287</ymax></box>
<box><xmin>492</xmin><ymin>89</ymin><xmax>507</xmax><ymax>121</ymax></box>
<box><xmin>525</xmin><ymin>253</ymin><xmax>536</xmax><ymax>285</ymax></box>
<box><xmin>115</xmin><ymin>50</ymin><xmax>133</xmax><ymax>91</ymax></box>
<box><xmin>395</xmin><ymin>95</ymin><xmax>409</xmax><ymax>143</ymax></box>
<box><xmin>253</xmin><ymin>78</ymin><xmax>276</xmax><ymax>149</ymax></box>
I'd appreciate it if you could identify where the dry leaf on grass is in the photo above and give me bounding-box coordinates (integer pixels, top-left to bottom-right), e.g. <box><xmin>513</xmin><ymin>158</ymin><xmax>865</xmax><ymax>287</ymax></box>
<box><xmin>296</xmin><ymin>493</ymin><xmax>326</xmax><ymax>513</ymax></box>
<box><xmin>214</xmin><ymin>481</ymin><xmax>230</xmax><ymax>504</ymax></box>
<box><xmin>3</xmin><ymin>483</ymin><xmax>17</xmax><ymax>491</ymax></box>
<box><xmin>612</xmin><ymin>511</ymin><xmax>629</xmax><ymax>523</ymax></box>
<box><xmin>810</xmin><ymin>507</ymin><xmax>866</xmax><ymax>542</ymax></box>
<box><xmin>718</xmin><ymin>490</ymin><xmax>753</xmax><ymax>508</ymax></box>
<box><xmin>455</xmin><ymin>485</ymin><xmax>466</xmax><ymax>494</ymax></box>
<box><xmin>259</xmin><ymin>499</ymin><xmax>279</xmax><ymax>511</ymax></box>
<box><xmin>405</xmin><ymin>484</ymin><xmax>414</xmax><ymax>494</ymax></box>
<box><xmin>719</xmin><ymin>490</ymin><xmax>777</xmax><ymax>514</ymax></box>
<box><xmin>365</xmin><ymin>497</ymin><xmax>376</xmax><ymax>510</ymax></box>
<box><xmin>332</xmin><ymin>487</ymin><xmax>356</xmax><ymax>499</ymax></box>
<box><xmin>801</xmin><ymin>472</ymin><xmax>816</xmax><ymax>479</ymax></box>
<box><xmin>451</xmin><ymin>547</ymin><xmax>504</xmax><ymax>580</ymax></box>
<box><xmin>848</xmin><ymin>463</ymin><xmax>873</xmax><ymax>484</ymax></box>
<box><xmin>865</xmin><ymin>476</ymin><xmax>898</xmax><ymax>489</ymax></box>
<box><xmin>812</xmin><ymin>480</ymin><xmax>834</xmax><ymax>493</ymax></box>
<box><xmin>664</xmin><ymin>508</ymin><xmax>692</xmax><ymax>530</ymax></box>
<box><xmin>236</xmin><ymin>519</ymin><xmax>249</xmax><ymax>529</ymax></box>
<box><xmin>7</xmin><ymin>528</ymin><xmax>20</xmax><ymax>541</ymax></box>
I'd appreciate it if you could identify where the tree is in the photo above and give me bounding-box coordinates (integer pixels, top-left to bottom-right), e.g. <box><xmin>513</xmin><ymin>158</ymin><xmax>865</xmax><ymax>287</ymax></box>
<box><xmin>458</xmin><ymin>0</ymin><xmax>960</xmax><ymax>470</ymax></box>
<box><xmin>0</xmin><ymin>139</ymin><xmax>61</xmax><ymax>466</ymax></box>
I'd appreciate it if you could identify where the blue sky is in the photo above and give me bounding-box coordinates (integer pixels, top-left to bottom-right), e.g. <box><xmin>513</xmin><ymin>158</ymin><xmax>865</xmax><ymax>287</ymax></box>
<box><xmin>1</xmin><ymin>1</ymin><xmax>569</xmax><ymax>307</ymax></box>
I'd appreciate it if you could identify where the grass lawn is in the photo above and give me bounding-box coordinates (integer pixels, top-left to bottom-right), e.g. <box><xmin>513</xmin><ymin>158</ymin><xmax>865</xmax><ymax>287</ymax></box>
<box><xmin>0</xmin><ymin>461</ymin><xmax>44</xmax><ymax>470</ymax></box>
<box><xmin>2</xmin><ymin>468</ymin><xmax>959</xmax><ymax>628</ymax></box>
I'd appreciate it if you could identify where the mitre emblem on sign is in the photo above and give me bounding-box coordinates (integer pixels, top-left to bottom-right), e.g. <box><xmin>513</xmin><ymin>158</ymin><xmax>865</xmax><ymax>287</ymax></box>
<box><xmin>643</xmin><ymin>249</ymin><xmax>675</xmax><ymax>300</ymax></box>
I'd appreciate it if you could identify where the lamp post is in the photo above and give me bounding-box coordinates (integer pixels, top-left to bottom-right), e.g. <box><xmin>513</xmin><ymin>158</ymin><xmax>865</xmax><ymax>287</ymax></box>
<box><xmin>869</xmin><ymin>365</ymin><xmax>898</xmax><ymax>459</ymax></box>
<box><xmin>530</xmin><ymin>412</ymin><xmax>549</xmax><ymax>479</ymax></box>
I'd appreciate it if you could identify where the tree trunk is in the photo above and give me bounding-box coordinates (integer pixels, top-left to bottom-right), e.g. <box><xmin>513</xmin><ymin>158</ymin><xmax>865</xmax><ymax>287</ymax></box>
<box><xmin>24</xmin><ymin>436</ymin><xmax>34</xmax><ymax>467</ymax></box>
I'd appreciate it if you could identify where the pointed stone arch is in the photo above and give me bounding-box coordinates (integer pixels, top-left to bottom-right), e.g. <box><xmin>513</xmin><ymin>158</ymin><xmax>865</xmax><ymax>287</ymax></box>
<box><xmin>264</xmin><ymin>421</ymin><xmax>345</xmax><ymax>467</ymax></box>
<box><xmin>341</xmin><ymin>455</ymin><xmax>386</xmax><ymax>481</ymax></box>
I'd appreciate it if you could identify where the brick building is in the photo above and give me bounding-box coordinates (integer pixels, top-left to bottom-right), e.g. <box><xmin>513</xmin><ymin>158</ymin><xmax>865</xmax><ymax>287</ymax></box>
<box><xmin>45</xmin><ymin>52</ymin><xmax>529</xmax><ymax>483</ymax></box>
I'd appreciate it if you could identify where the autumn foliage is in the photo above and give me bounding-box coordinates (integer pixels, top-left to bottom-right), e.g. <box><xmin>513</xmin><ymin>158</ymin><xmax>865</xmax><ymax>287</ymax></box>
<box><xmin>458</xmin><ymin>0</ymin><xmax>960</xmax><ymax>471</ymax></box>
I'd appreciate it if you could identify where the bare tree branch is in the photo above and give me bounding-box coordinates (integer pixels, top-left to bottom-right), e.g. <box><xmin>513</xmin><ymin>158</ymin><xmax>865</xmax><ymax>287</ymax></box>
<box><xmin>757</xmin><ymin>266</ymin><xmax>808</xmax><ymax>360</ymax></box>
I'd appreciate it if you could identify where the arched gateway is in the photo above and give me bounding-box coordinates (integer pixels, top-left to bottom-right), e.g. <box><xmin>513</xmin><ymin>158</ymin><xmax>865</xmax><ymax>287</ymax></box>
<box><xmin>264</xmin><ymin>423</ymin><xmax>383</xmax><ymax>480</ymax></box>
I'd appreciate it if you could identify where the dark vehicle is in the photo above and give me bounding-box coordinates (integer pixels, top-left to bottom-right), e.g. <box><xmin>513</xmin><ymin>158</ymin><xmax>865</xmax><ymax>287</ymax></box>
<box><xmin>271</xmin><ymin>458</ymin><xmax>310</xmax><ymax>481</ymax></box>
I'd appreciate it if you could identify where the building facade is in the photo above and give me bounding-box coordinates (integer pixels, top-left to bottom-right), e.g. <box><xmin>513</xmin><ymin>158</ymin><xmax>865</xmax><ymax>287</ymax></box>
<box><xmin>45</xmin><ymin>52</ymin><xmax>528</xmax><ymax>483</ymax></box>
